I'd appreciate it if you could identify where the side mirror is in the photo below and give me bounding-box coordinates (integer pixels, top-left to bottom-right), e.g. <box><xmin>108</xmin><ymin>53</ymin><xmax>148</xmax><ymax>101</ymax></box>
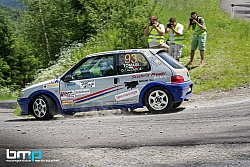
<box><xmin>64</xmin><ymin>74</ymin><xmax>73</xmax><ymax>82</ymax></box>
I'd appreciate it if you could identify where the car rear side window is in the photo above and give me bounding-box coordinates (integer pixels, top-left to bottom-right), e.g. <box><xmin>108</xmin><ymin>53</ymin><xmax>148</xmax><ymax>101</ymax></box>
<box><xmin>117</xmin><ymin>53</ymin><xmax>151</xmax><ymax>75</ymax></box>
<box><xmin>157</xmin><ymin>52</ymin><xmax>183</xmax><ymax>69</ymax></box>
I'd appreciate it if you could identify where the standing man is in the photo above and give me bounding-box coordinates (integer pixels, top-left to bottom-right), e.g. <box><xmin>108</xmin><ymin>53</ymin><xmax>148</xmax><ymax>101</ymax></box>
<box><xmin>144</xmin><ymin>16</ymin><xmax>169</xmax><ymax>50</ymax></box>
<box><xmin>165</xmin><ymin>17</ymin><xmax>184</xmax><ymax>61</ymax></box>
<box><xmin>186</xmin><ymin>12</ymin><xmax>207</xmax><ymax>67</ymax></box>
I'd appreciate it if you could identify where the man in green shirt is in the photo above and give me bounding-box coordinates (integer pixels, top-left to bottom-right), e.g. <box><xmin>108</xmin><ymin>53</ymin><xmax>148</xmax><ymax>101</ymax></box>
<box><xmin>186</xmin><ymin>12</ymin><xmax>207</xmax><ymax>67</ymax></box>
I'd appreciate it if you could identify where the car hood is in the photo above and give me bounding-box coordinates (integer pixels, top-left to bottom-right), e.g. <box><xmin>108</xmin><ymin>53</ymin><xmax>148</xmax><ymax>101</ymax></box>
<box><xmin>22</xmin><ymin>78</ymin><xmax>59</xmax><ymax>92</ymax></box>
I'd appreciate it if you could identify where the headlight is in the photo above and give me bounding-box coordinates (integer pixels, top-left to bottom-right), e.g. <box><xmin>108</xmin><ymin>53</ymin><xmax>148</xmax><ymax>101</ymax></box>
<box><xmin>19</xmin><ymin>91</ymin><xmax>25</xmax><ymax>97</ymax></box>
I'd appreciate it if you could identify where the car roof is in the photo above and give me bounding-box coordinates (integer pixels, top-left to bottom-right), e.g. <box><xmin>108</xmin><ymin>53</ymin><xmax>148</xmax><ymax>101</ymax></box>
<box><xmin>85</xmin><ymin>48</ymin><xmax>167</xmax><ymax>58</ymax></box>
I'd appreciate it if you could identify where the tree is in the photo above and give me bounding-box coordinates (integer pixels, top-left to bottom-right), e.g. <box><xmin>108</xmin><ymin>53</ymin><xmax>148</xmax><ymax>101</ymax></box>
<box><xmin>0</xmin><ymin>14</ymin><xmax>13</xmax><ymax>87</ymax></box>
<box><xmin>77</xmin><ymin>0</ymin><xmax>152</xmax><ymax>49</ymax></box>
<box><xmin>11</xmin><ymin>34</ymin><xmax>39</xmax><ymax>88</ymax></box>
<box><xmin>18</xmin><ymin>0</ymin><xmax>154</xmax><ymax>66</ymax></box>
<box><xmin>10</xmin><ymin>0</ymin><xmax>163</xmax><ymax>88</ymax></box>
<box><xmin>0</xmin><ymin>8</ymin><xmax>38</xmax><ymax>89</ymax></box>
<box><xmin>18</xmin><ymin>0</ymin><xmax>97</xmax><ymax>67</ymax></box>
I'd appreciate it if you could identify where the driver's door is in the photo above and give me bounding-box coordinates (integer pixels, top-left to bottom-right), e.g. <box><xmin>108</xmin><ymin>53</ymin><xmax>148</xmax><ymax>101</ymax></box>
<box><xmin>60</xmin><ymin>54</ymin><xmax>118</xmax><ymax>109</ymax></box>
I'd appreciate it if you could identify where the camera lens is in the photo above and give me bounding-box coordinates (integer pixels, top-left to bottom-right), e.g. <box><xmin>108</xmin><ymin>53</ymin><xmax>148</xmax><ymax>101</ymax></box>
<box><xmin>150</xmin><ymin>20</ymin><xmax>154</xmax><ymax>26</ymax></box>
<box><xmin>167</xmin><ymin>23</ymin><xmax>172</xmax><ymax>28</ymax></box>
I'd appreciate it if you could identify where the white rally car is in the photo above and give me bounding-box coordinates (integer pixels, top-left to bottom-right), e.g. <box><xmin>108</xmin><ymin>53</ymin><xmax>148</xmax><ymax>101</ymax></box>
<box><xmin>18</xmin><ymin>49</ymin><xmax>193</xmax><ymax>120</ymax></box>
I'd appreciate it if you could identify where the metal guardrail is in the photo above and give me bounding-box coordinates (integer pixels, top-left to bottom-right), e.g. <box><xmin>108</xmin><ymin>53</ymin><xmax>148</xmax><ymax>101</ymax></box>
<box><xmin>231</xmin><ymin>3</ymin><xmax>250</xmax><ymax>19</ymax></box>
<box><xmin>0</xmin><ymin>100</ymin><xmax>17</xmax><ymax>109</ymax></box>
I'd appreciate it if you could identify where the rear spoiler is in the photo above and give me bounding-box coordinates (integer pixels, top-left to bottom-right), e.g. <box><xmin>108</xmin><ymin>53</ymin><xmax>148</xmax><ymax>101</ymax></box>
<box><xmin>149</xmin><ymin>48</ymin><xmax>168</xmax><ymax>55</ymax></box>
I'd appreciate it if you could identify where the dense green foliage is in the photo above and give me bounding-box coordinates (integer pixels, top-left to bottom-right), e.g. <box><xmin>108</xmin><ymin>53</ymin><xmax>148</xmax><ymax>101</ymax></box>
<box><xmin>17</xmin><ymin>0</ymin><xmax>153</xmax><ymax>67</ymax></box>
<box><xmin>18</xmin><ymin>0</ymin><xmax>96</xmax><ymax>66</ymax></box>
<box><xmin>0</xmin><ymin>0</ymin><xmax>250</xmax><ymax>99</ymax></box>
<box><xmin>0</xmin><ymin>86</ymin><xmax>19</xmax><ymax>100</ymax></box>
<box><xmin>0</xmin><ymin>14</ymin><xmax>14</xmax><ymax>86</ymax></box>
<box><xmin>0</xmin><ymin>5</ymin><xmax>39</xmax><ymax>89</ymax></box>
<box><xmin>0</xmin><ymin>0</ymin><xmax>20</xmax><ymax>8</ymax></box>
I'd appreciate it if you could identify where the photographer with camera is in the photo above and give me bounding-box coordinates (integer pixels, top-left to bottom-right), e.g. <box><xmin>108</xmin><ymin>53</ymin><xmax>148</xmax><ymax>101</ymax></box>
<box><xmin>186</xmin><ymin>12</ymin><xmax>207</xmax><ymax>67</ymax></box>
<box><xmin>144</xmin><ymin>16</ymin><xmax>169</xmax><ymax>50</ymax></box>
<box><xmin>165</xmin><ymin>17</ymin><xmax>184</xmax><ymax>61</ymax></box>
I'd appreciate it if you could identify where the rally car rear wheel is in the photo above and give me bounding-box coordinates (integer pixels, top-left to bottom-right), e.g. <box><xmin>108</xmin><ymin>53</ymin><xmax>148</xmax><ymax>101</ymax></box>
<box><xmin>172</xmin><ymin>102</ymin><xmax>182</xmax><ymax>109</ymax></box>
<box><xmin>32</xmin><ymin>95</ymin><xmax>55</xmax><ymax>120</ymax></box>
<box><xmin>145</xmin><ymin>87</ymin><xmax>173</xmax><ymax>113</ymax></box>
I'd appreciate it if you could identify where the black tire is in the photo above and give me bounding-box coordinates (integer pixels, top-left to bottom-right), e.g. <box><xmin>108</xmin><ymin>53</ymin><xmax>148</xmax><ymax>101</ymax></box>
<box><xmin>145</xmin><ymin>87</ymin><xmax>173</xmax><ymax>113</ymax></box>
<box><xmin>32</xmin><ymin>95</ymin><xmax>55</xmax><ymax>120</ymax></box>
<box><xmin>172</xmin><ymin>102</ymin><xmax>182</xmax><ymax>109</ymax></box>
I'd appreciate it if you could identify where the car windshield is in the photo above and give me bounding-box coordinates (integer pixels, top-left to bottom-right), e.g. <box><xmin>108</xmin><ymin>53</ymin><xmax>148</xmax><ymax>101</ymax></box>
<box><xmin>157</xmin><ymin>52</ymin><xmax>183</xmax><ymax>69</ymax></box>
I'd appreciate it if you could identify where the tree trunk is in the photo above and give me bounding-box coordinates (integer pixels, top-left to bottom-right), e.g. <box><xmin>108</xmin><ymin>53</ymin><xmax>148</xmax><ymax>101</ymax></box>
<box><xmin>38</xmin><ymin>0</ymin><xmax>51</xmax><ymax>62</ymax></box>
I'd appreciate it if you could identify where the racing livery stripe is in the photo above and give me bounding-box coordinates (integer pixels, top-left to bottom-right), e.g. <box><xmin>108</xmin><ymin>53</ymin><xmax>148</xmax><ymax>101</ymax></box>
<box><xmin>74</xmin><ymin>84</ymin><xmax>123</xmax><ymax>102</ymax></box>
<box><xmin>75</xmin><ymin>90</ymin><xmax>118</xmax><ymax>106</ymax></box>
<box><xmin>74</xmin><ymin>88</ymin><xmax>123</xmax><ymax>104</ymax></box>
<box><xmin>75</xmin><ymin>87</ymin><xmax>137</xmax><ymax>105</ymax></box>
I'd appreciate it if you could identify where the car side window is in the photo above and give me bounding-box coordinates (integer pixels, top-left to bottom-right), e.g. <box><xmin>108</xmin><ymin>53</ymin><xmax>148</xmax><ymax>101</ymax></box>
<box><xmin>71</xmin><ymin>55</ymin><xmax>114</xmax><ymax>80</ymax></box>
<box><xmin>117</xmin><ymin>53</ymin><xmax>151</xmax><ymax>75</ymax></box>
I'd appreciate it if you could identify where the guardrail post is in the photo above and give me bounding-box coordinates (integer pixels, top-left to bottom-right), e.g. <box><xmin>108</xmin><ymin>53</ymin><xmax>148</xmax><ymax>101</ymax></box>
<box><xmin>231</xmin><ymin>4</ymin><xmax>235</xmax><ymax>19</ymax></box>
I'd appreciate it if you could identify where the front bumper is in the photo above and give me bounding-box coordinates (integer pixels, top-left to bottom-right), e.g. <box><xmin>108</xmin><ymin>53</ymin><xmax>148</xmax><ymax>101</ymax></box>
<box><xmin>17</xmin><ymin>97</ymin><xmax>30</xmax><ymax>115</ymax></box>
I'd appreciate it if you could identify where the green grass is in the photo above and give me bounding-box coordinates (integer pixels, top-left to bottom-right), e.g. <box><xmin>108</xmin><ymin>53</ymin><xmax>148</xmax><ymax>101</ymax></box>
<box><xmin>13</xmin><ymin>106</ymin><xmax>21</xmax><ymax>116</ymax></box>
<box><xmin>155</xmin><ymin>0</ymin><xmax>250</xmax><ymax>93</ymax></box>
<box><xmin>0</xmin><ymin>94</ymin><xmax>17</xmax><ymax>100</ymax></box>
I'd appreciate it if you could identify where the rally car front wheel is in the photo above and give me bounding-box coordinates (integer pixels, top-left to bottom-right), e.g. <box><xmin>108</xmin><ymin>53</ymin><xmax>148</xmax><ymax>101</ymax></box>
<box><xmin>145</xmin><ymin>87</ymin><xmax>173</xmax><ymax>113</ymax></box>
<box><xmin>32</xmin><ymin>95</ymin><xmax>55</xmax><ymax>120</ymax></box>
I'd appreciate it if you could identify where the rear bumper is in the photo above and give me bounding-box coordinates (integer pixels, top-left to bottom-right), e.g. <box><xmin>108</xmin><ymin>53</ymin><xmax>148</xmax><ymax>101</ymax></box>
<box><xmin>17</xmin><ymin>98</ymin><xmax>30</xmax><ymax>115</ymax></box>
<box><xmin>166</xmin><ymin>80</ymin><xmax>193</xmax><ymax>102</ymax></box>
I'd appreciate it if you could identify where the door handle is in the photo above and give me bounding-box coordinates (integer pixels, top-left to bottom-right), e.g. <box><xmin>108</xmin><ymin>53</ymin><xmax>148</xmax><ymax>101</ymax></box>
<box><xmin>114</xmin><ymin>78</ymin><xmax>118</xmax><ymax>84</ymax></box>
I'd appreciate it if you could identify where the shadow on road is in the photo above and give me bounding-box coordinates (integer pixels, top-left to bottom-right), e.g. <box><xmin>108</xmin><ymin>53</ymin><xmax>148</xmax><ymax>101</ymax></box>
<box><xmin>4</xmin><ymin>117</ymin><xmax>64</xmax><ymax>122</ymax></box>
<box><xmin>98</xmin><ymin>107</ymin><xmax>185</xmax><ymax>116</ymax></box>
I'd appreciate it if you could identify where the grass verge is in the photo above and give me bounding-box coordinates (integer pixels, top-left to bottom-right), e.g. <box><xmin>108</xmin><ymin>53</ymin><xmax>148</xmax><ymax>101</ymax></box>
<box><xmin>13</xmin><ymin>106</ymin><xmax>21</xmax><ymax>116</ymax></box>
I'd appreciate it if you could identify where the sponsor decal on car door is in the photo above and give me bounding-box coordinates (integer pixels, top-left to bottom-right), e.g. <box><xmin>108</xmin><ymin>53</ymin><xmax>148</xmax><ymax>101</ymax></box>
<box><xmin>73</xmin><ymin>77</ymin><xmax>121</xmax><ymax>107</ymax></box>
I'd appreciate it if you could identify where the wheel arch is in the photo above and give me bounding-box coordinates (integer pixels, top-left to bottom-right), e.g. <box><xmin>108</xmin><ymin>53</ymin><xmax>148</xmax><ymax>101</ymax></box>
<box><xmin>28</xmin><ymin>90</ymin><xmax>63</xmax><ymax>115</ymax></box>
<box><xmin>139</xmin><ymin>82</ymin><xmax>174</xmax><ymax>106</ymax></box>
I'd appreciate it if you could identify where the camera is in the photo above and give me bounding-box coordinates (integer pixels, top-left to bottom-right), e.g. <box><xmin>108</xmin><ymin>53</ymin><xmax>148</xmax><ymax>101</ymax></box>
<box><xmin>150</xmin><ymin>20</ymin><xmax>155</xmax><ymax>26</ymax></box>
<box><xmin>189</xmin><ymin>17</ymin><xmax>194</xmax><ymax>22</ymax></box>
<box><xmin>167</xmin><ymin>23</ymin><xmax>173</xmax><ymax>28</ymax></box>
